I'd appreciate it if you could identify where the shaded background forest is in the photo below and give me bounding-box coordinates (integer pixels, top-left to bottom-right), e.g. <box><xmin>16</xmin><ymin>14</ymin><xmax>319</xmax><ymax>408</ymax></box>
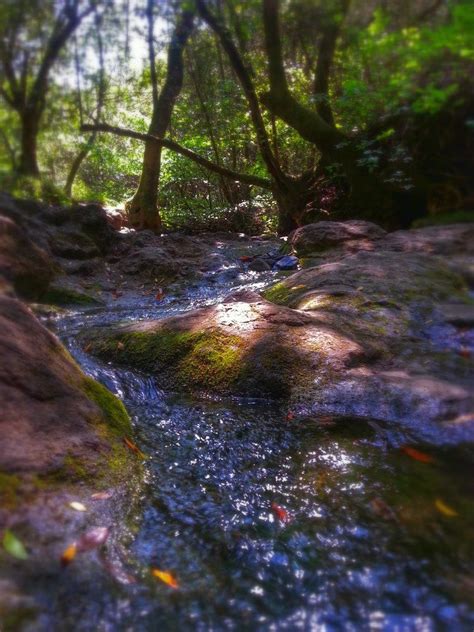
<box><xmin>1</xmin><ymin>0</ymin><xmax>473</xmax><ymax>234</ymax></box>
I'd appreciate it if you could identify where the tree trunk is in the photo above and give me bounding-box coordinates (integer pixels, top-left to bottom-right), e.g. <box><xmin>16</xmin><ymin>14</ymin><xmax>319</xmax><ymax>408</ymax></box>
<box><xmin>126</xmin><ymin>10</ymin><xmax>194</xmax><ymax>232</ymax></box>
<box><xmin>18</xmin><ymin>111</ymin><xmax>40</xmax><ymax>176</ymax></box>
<box><xmin>127</xmin><ymin>139</ymin><xmax>163</xmax><ymax>230</ymax></box>
<box><xmin>64</xmin><ymin>134</ymin><xmax>96</xmax><ymax>198</ymax></box>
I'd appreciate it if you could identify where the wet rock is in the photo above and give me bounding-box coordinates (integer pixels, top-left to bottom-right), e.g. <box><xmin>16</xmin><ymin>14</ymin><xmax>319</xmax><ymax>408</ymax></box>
<box><xmin>0</xmin><ymin>215</ymin><xmax>56</xmax><ymax>300</ymax></box>
<box><xmin>58</xmin><ymin>257</ymin><xmax>103</xmax><ymax>276</ymax></box>
<box><xmin>49</xmin><ymin>229</ymin><xmax>101</xmax><ymax>260</ymax></box>
<box><xmin>291</xmin><ymin>220</ymin><xmax>386</xmax><ymax>255</ymax></box>
<box><xmin>248</xmin><ymin>258</ymin><xmax>272</xmax><ymax>272</ymax></box>
<box><xmin>274</xmin><ymin>255</ymin><xmax>298</xmax><ymax>270</ymax></box>
<box><xmin>439</xmin><ymin>303</ymin><xmax>474</xmax><ymax>327</ymax></box>
<box><xmin>0</xmin><ymin>294</ymin><xmax>141</xmax><ymax>625</ymax></box>
<box><xmin>0</xmin><ymin>294</ymin><xmax>132</xmax><ymax>477</ymax></box>
<box><xmin>118</xmin><ymin>245</ymin><xmax>181</xmax><ymax>279</ymax></box>
<box><xmin>70</xmin><ymin>203</ymin><xmax>116</xmax><ymax>252</ymax></box>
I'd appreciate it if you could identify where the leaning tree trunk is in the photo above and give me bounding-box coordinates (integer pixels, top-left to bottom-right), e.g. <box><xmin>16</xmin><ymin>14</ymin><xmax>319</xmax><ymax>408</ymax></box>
<box><xmin>18</xmin><ymin>110</ymin><xmax>40</xmax><ymax>176</ymax></box>
<box><xmin>126</xmin><ymin>9</ymin><xmax>194</xmax><ymax>232</ymax></box>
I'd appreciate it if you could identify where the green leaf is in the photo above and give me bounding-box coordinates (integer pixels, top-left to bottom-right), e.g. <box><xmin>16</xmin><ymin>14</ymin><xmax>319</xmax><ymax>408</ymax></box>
<box><xmin>3</xmin><ymin>530</ymin><xmax>29</xmax><ymax>560</ymax></box>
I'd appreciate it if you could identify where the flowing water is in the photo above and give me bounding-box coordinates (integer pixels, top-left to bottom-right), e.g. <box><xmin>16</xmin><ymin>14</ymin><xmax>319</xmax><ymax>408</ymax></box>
<box><xmin>39</xmin><ymin>260</ymin><xmax>474</xmax><ymax>631</ymax></box>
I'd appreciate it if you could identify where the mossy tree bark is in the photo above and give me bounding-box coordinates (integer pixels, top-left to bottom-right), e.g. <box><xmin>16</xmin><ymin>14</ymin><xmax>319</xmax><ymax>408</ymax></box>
<box><xmin>126</xmin><ymin>5</ymin><xmax>194</xmax><ymax>232</ymax></box>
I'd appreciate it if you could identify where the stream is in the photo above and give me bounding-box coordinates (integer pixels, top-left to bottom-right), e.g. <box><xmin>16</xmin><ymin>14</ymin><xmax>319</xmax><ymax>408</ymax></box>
<box><xmin>41</xmin><ymin>256</ymin><xmax>473</xmax><ymax>631</ymax></box>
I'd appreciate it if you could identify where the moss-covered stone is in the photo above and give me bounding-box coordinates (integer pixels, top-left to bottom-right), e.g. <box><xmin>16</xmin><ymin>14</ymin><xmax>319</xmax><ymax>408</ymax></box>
<box><xmin>262</xmin><ymin>281</ymin><xmax>293</xmax><ymax>305</ymax></box>
<box><xmin>82</xmin><ymin>376</ymin><xmax>132</xmax><ymax>436</ymax></box>
<box><xmin>90</xmin><ymin>328</ymin><xmax>247</xmax><ymax>394</ymax></box>
<box><xmin>42</xmin><ymin>286</ymin><xmax>101</xmax><ymax>306</ymax></box>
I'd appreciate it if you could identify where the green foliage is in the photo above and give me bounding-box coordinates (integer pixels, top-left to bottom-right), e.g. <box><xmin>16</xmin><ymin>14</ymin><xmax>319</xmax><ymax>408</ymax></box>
<box><xmin>0</xmin><ymin>172</ymin><xmax>69</xmax><ymax>205</ymax></box>
<box><xmin>0</xmin><ymin>0</ymin><xmax>471</xmax><ymax>228</ymax></box>
<box><xmin>337</xmin><ymin>2</ymin><xmax>474</xmax><ymax>129</ymax></box>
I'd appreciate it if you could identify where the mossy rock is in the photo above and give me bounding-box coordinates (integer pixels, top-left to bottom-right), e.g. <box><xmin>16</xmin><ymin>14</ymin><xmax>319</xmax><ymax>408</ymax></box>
<box><xmin>88</xmin><ymin>327</ymin><xmax>249</xmax><ymax>395</ymax></box>
<box><xmin>42</xmin><ymin>285</ymin><xmax>102</xmax><ymax>306</ymax></box>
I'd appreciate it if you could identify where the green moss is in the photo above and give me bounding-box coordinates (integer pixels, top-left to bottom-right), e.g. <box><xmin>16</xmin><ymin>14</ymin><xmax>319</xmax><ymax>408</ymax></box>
<box><xmin>178</xmin><ymin>331</ymin><xmax>244</xmax><ymax>391</ymax></box>
<box><xmin>262</xmin><ymin>281</ymin><xmax>293</xmax><ymax>305</ymax></box>
<box><xmin>42</xmin><ymin>453</ymin><xmax>92</xmax><ymax>485</ymax></box>
<box><xmin>0</xmin><ymin>472</ymin><xmax>21</xmax><ymax>508</ymax></box>
<box><xmin>42</xmin><ymin>286</ymin><xmax>101</xmax><ymax>306</ymax></box>
<box><xmin>82</xmin><ymin>376</ymin><xmax>131</xmax><ymax>436</ymax></box>
<box><xmin>90</xmin><ymin>327</ymin><xmax>247</xmax><ymax>394</ymax></box>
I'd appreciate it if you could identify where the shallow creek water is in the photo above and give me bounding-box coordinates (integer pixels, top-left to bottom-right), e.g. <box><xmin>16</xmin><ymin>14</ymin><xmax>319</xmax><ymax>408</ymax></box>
<box><xmin>45</xmin><ymin>260</ymin><xmax>474</xmax><ymax>631</ymax></box>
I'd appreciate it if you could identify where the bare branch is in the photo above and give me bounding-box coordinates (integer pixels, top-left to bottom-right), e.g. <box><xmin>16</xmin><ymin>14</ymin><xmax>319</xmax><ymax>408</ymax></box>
<box><xmin>80</xmin><ymin>122</ymin><xmax>273</xmax><ymax>190</ymax></box>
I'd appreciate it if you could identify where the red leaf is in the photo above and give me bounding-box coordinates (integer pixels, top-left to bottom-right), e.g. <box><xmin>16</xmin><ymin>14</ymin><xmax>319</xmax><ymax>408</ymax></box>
<box><xmin>239</xmin><ymin>255</ymin><xmax>252</xmax><ymax>262</ymax></box>
<box><xmin>271</xmin><ymin>502</ymin><xmax>290</xmax><ymax>523</ymax></box>
<box><xmin>123</xmin><ymin>437</ymin><xmax>146</xmax><ymax>458</ymax></box>
<box><xmin>401</xmin><ymin>446</ymin><xmax>434</xmax><ymax>463</ymax></box>
<box><xmin>286</xmin><ymin>411</ymin><xmax>295</xmax><ymax>421</ymax></box>
<box><xmin>155</xmin><ymin>288</ymin><xmax>165</xmax><ymax>301</ymax></box>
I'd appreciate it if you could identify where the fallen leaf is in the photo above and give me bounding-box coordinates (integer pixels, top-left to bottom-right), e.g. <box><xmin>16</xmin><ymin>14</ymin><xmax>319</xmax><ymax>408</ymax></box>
<box><xmin>61</xmin><ymin>542</ymin><xmax>77</xmax><ymax>566</ymax></box>
<box><xmin>78</xmin><ymin>527</ymin><xmax>110</xmax><ymax>551</ymax></box>
<box><xmin>459</xmin><ymin>347</ymin><xmax>471</xmax><ymax>359</ymax></box>
<box><xmin>155</xmin><ymin>288</ymin><xmax>165</xmax><ymax>301</ymax></box>
<box><xmin>271</xmin><ymin>502</ymin><xmax>290</xmax><ymax>523</ymax></box>
<box><xmin>123</xmin><ymin>437</ymin><xmax>146</xmax><ymax>459</ymax></box>
<box><xmin>286</xmin><ymin>411</ymin><xmax>295</xmax><ymax>421</ymax></box>
<box><xmin>239</xmin><ymin>255</ymin><xmax>252</xmax><ymax>262</ymax></box>
<box><xmin>401</xmin><ymin>446</ymin><xmax>434</xmax><ymax>464</ymax></box>
<box><xmin>91</xmin><ymin>491</ymin><xmax>113</xmax><ymax>501</ymax></box>
<box><xmin>2</xmin><ymin>530</ymin><xmax>28</xmax><ymax>560</ymax></box>
<box><xmin>83</xmin><ymin>343</ymin><xmax>92</xmax><ymax>353</ymax></box>
<box><xmin>117</xmin><ymin>341</ymin><xmax>125</xmax><ymax>350</ymax></box>
<box><xmin>69</xmin><ymin>501</ymin><xmax>87</xmax><ymax>512</ymax></box>
<box><xmin>370</xmin><ymin>497</ymin><xmax>397</xmax><ymax>521</ymax></box>
<box><xmin>435</xmin><ymin>499</ymin><xmax>458</xmax><ymax>517</ymax></box>
<box><xmin>152</xmin><ymin>569</ymin><xmax>179</xmax><ymax>589</ymax></box>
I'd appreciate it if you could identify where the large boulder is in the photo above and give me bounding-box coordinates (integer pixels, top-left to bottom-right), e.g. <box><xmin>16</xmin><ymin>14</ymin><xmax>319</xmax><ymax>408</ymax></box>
<box><xmin>0</xmin><ymin>293</ymin><xmax>134</xmax><ymax>481</ymax></box>
<box><xmin>291</xmin><ymin>220</ymin><xmax>386</xmax><ymax>255</ymax></box>
<box><xmin>0</xmin><ymin>215</ymin><xmax>56</xmax><ymax>300</ymax></box>
<box><xmin>0</xmin><ymin>294</ymin><xmax>141</xmax><ymax>626</ymax></box>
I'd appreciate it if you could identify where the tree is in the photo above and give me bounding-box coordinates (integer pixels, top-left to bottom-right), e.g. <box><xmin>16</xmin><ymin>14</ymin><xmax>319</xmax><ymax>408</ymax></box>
<box><xmin>0</xmin><ymin>0</ymin><xmax>95</xmax><ymax>176</ymax></box>
<box><xmin>64</xmin><ymin>13</ymin><xmax>106</xmax><ymax>198</ymax></box>
<box><xmin>125</xmin><ymin>3</ymin><xmax>195</xmax><ymax>231</ymax></box>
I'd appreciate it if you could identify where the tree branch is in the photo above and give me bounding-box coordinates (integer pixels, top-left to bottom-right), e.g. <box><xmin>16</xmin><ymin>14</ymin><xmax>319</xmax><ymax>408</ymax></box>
<box><xmin>196</xmin><ymin>0</ymin><xmax>284</xmax><ymax>184</ymax></box>
<box><xmin>313</xmin><ymin>0</ymin><xmax>350</xmax><ymax>126</ymax></box>
<box><xmin>262</xmin><ymin>0</ymin><xmax>344</xmax><ymax>154</ymax></box>
<box><xmin>80</xmin><ymin>122</ymin><xmax>273</xmax><ymax>190</ymax></box>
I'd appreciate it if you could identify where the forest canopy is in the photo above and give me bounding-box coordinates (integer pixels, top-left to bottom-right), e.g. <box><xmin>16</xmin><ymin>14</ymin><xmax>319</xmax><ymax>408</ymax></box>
<box><xmin>1</xmin><ymin>0</ymin><xmax>473</xmax><ymax>234</ymax></box>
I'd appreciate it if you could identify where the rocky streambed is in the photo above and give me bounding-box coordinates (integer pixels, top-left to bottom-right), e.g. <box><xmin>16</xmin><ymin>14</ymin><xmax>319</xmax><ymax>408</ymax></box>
<box><xmin>1</xmin><ymin>195</ymin><xmax>473</xmax><ymax>629</ymax></box>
